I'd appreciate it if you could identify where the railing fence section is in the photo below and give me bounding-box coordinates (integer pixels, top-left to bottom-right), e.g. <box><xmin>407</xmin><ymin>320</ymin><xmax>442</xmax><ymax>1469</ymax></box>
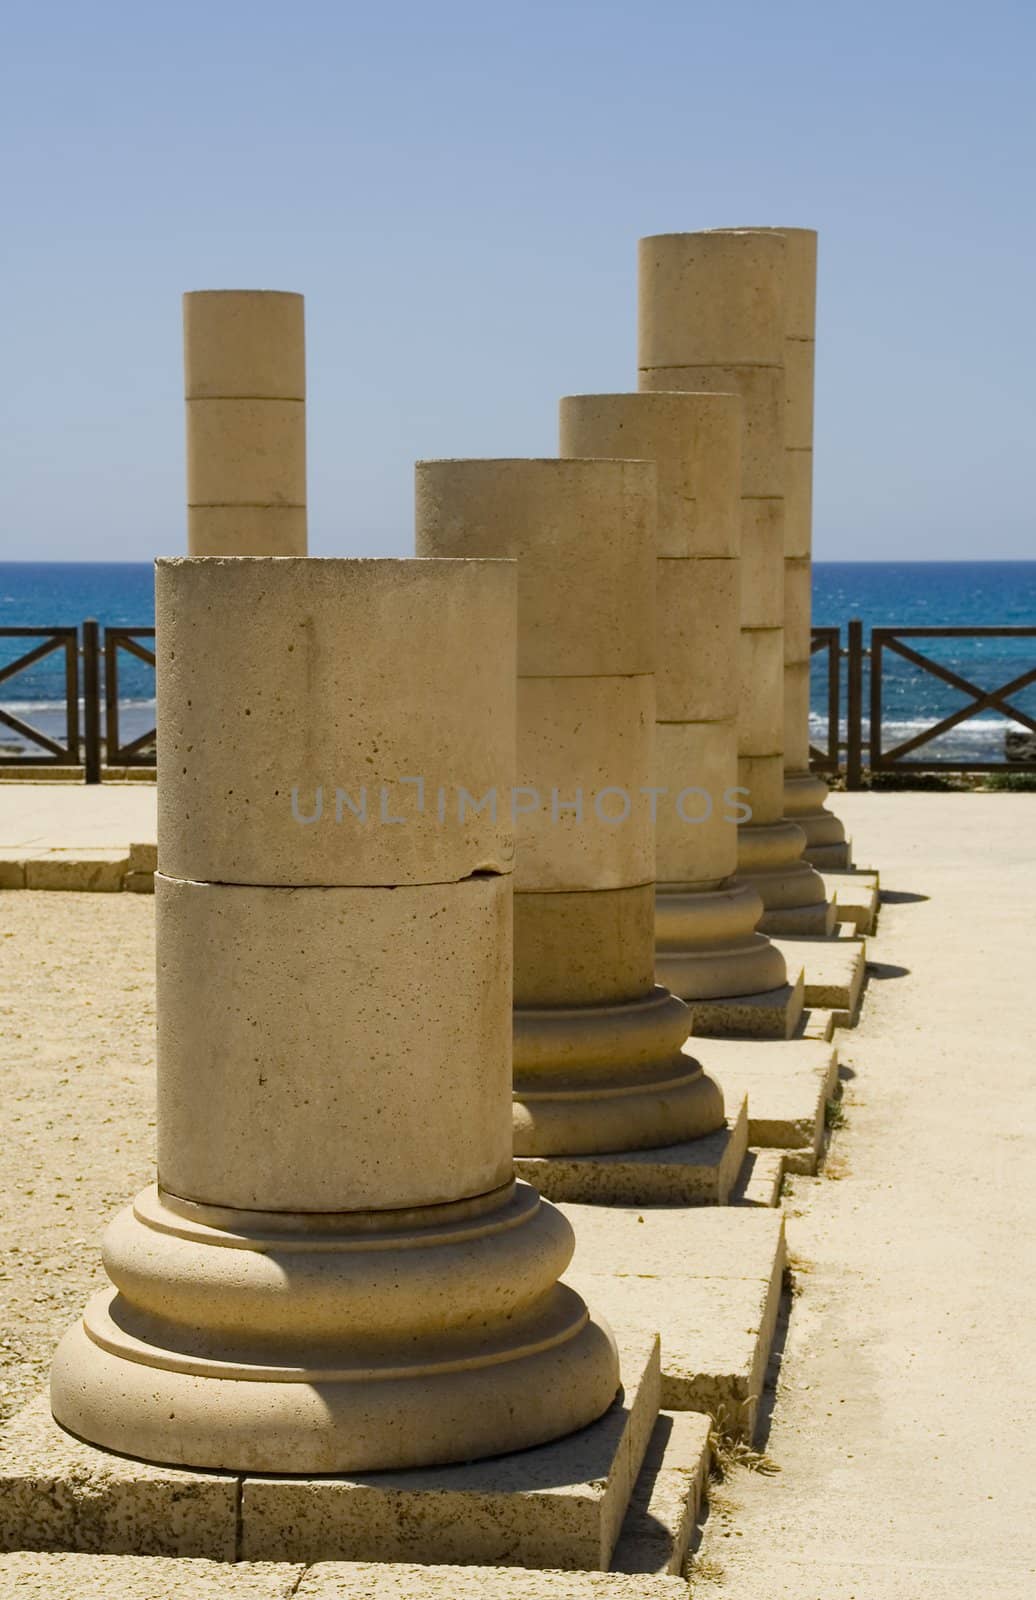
<box><xmin>2</xmin><ymin>619</ymin><xmax>1035</xmax><ymax>785</ymax></box>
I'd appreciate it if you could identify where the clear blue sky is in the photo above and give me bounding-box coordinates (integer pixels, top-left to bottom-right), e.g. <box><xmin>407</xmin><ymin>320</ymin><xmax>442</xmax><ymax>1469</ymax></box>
<box><xmin>1</xmin><ymin>0</ymin><xmax>1033</xmax><ymax>562</ymax></box>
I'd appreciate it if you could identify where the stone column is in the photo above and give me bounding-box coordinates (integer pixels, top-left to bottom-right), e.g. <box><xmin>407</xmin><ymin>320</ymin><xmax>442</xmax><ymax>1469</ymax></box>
<box><xmin>638</xmin><ymin>230</ymin><xmax>833</xmax><ymax>934</ymax></box>
<box><xmin>762</xmin><ymin>227</ymin><xmax>851</xmax><ymax>867</ymax></box>
<box><xmin>559</xmin><ymin>393</ymin><xmax>798</xmax><ymax>1032</ymax></box>
<box><xmin>184</xmin><ymin>290</ymin><xmax>307</xmax><ymax>556</ymax></box>
<box><xmin>415</xmin><ymin>459</ymin><xmax>724</xmax><ymax>1156</ymax></box>
<box><xmin>51</xmin><ymin>556</ymin><xmax>618</xmax><ymax>1472</ymax></box>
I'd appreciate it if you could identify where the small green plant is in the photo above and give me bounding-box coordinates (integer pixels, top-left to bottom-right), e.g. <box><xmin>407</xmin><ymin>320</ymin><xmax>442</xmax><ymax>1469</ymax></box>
<box><xmin>825</xmin><ymin>1094</ymin><xmax>847</xmax><ymax>1131</ymax></box>
<box><xmin>982</xmin><ymin>771</ymin><xmax>1036</xmax><ymax>792</ymax></box>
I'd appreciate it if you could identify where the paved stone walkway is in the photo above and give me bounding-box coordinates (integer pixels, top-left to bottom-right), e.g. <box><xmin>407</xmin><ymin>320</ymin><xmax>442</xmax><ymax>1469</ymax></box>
<box><xmin>0</xmin><ymin>780</ymin><xmax>155</xmax><ymax>850</ymax></box>
<box><xmin>692</xmin><ymin>792</ymin><xmax>1036</xmax><ymax>1597</ymax></box>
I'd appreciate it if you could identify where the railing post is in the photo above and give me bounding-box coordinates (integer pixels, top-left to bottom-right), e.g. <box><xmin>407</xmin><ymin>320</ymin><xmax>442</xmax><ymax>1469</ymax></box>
<box><xmin>82</xmin><ymin>619</ymin><xmax>102</xmax><ymax>784</ymax></box>
<box><xmin>846</xmin><ymin>616</ymin><xmax>864</xmax><ymax>790</ymax></box>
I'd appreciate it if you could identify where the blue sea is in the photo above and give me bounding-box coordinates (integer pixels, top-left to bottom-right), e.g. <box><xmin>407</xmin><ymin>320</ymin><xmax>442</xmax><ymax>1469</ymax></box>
<box><xmin>2</xmin><ymin>560</ymin><xmax>1035</xmax><ymax>763</ymax></box>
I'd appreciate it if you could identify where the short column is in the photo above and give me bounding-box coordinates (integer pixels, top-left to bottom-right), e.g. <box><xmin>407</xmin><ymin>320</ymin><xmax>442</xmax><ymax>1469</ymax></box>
<box><xmin>50</xmin><ymin>557</ymin><xmax>619</xmax><ymax>1472</ymax></box>
<box><xmin>416</xmin><ymin>458</ymin><xmax>724</xmax><ymax>1158</ymax></box>
<box><xmin>184</xmin><ymin>290</ymin><xmax>307</xmax><ymax>555</ymax></box>
<box><xmin>638</xmin><ymin>229</ymin><xmax>833</xmax><ymax>934</ymax></box>
<box><xmin>559</xmin><ymin>393</ymin><xmax>797</xmax><ymax>1032</ymax></box>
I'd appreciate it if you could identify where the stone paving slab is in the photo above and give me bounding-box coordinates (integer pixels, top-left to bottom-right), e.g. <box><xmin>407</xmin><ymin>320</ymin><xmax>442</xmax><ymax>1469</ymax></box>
<box><xmin>692</xmin><ymin>1037</ymin><xmax>839</xmax><ymax>1174</ymax></box>
<box><xmin>611</xmin><ymin>1410</ymin><xmax>711</xmax><ymax>1576</ymax></box>
<box><xmin>561</xmin><ymin>1207</ymin><xmax>786</xmax><ymax>1440</ymax></box>
<box><xmin>821</xmin><ymin>869</ymin><xmax>880</xmax><ymax>934</ymax></box>
<box><xmin>0</xmin><ymin>1338</ymin><xmax>659</xmax><ymax>1571</ymax></box>
<box><xmin>686</xmin><ymin>972</ymin><xmax>804</xmax><ymax>1041</ymax></box>
<box><xmin>798</xmin><ymin>1007</ymin><xmax>835</xmax><ymax>1041</ymax></box>
<box><xmin>240</xmin><ymin>1332</ymin><xmax>660</xmax><ymax>1571</ymax></box>
<box><xmin>515</xmin><ymin>1099</ymin><xmax>747</xmax><ymax>1206</ymax></box>
<box><xmin>0</xmin><ymin>1553</ymin><xmax>690</xmax><ymax>1599</ymax></box>
<box><xmin>771</xmin><ymin>933</ymin><xmax>866</xmax><ymax>1023</ymax></box>
<box><xmin>297</xmin><ymin>1563</ymin><xmax>688</xmax><ymax>1598</ymax></box>
<box><xmin>730</xmin><ymin>1149</ymin><xmax>786</xmax><ymax>1206</ymax></box>
<box><xmin>0</xmin><ymin>1396</ymin><xmax>237</xmax><ymax>1558</ymax></box>
<box><xmin>0</xmin><ymin>783</ymin><xmax>156</xmax><ymax>851</ymax></box>
<box><xmin>0</xmin><ymin>1553</ymin><xmax>302</xmax><ymax>1598</ymax></box>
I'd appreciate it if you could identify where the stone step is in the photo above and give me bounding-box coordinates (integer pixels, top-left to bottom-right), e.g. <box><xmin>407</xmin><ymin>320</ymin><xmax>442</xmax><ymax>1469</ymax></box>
<box><xmin>611</xmin><ymin>1409</ymin><xmax>711</xmax><ymax>1575</ymax></box>
<box><xmin>562</xmin><ymin>1204</ymin><xmax>786</xmax><ymax>1441</ymax></box>
<box><xmin>771</xmin><ymin>933</ymin><xmax>867</xmax><ymax>1024</ymax></box>
<box><xmin>693</xmin><ymin>1036</ymin><xmax>839</xmax><ymax>1175</ymax></box>
<box><xmin>821</xmin><ymin>869</ymin><xmax>880</xmax><ymax>934</ymax></box>
<box><xmin>0</xmin><ymin>848</ymin><xmax>131</xmax><ymax>891</ymax></box>
<box><xmin>0</xmin><ymin>1336</ymin><xmax>660</xmax><ymax>1572</ymax></box>
<box><xmin>0</xmin><ymin>1552</ymin><xmax>689</xmax><ymax>1599</ymax></box>
<box><xmin>730</xmin><ymin>1149</ymin><xmax>787</xmax><ymax>1206</ymax></box>
<box><xmin>515</xmin><ymin>1097</ymin><xmax>748</xmax><ymax>1207</ymax></box>
<box><xmin>686</xmin><ymin>971</ymin><xmax>804</xmax><ymax>1041</ymax></box>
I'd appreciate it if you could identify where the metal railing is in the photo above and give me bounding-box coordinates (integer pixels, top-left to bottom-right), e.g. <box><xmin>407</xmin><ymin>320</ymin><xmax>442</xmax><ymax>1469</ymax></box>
<box><xmin>3</xmin><ymin>619</ymin><xmax>1035</xmax><ymax>786</ymax></box>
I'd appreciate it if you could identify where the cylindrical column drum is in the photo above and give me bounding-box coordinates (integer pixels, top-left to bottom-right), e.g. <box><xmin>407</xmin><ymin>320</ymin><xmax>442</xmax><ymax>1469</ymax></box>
<box><xmin>559</xmin><ymin>394</ymin><xmax>787</xmax><ymax>1006</ymax></box>
<box><xmin>416</xmin><ymin>458</ymin><xmax>724</xmax><ymax>1157</ymax></box>
<box><xmin>740</xmin><ymin>227</ymin><xmax>851</xmax><ymax>864</ymax></box>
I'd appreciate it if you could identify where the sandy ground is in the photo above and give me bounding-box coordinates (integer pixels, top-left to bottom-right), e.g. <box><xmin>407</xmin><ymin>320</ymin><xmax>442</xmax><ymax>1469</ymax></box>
<box><xmin>692</xmin><ymin>793</ymin><xmax>1036</xmax><ymax>1597</ymax></box>
<box><xmin>0</xmin><ymin>792</ymin><xmax>1034</xmax><ymax>1597</ymax></box>
<box><xmin>0</xmin><ymin>894</ymin><xmax>156</xmax><ymax>1424</ymax></box>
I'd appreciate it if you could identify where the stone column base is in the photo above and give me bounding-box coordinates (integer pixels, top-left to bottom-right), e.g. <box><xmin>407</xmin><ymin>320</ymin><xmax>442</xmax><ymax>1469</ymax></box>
<box><xmin>50</xmin><ymin>1182</ymin><xmax>619</xmax><ymax>1474</ymax></box>
<box><xmin>654</xmin><ymin>879</ymin><xmax>788</xmax><ymax>1000</ymax></box>
<box><xmin>783</xmin><ymin>769</ymin><xmax>853</xmax><ymax>868</ymax></box>
<box><xmin>514</xmin><ymin>1095</ymin><xmax>748</xmax><ymax>1206</ymax></box>
<box><xmin>512</xmin><ymin>987</ymin><xmax>725</xmax><ymax>1157</ymax></box>
<box><xmin>736</xmin><ymin>819</ymin><xmax>836</xmax><ymax>935</ymax></box>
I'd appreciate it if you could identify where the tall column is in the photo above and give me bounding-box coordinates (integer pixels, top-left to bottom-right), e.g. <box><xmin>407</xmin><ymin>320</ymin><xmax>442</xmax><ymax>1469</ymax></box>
<box><xmin>51</xmin><ymin>558</ymin><xmax>618</xmax><ymax>1470</ymax></box>
<box><xmin>415</xmin><ymin>459</ymin><xmax>724</xmax><ymax>1156</ymax></box>
<box><xmin>558</xmin><ymin>393</ymin><xmax>794</xmax><ymax>1026</ymax></box>
<box><xmin>638</xmin><ymin>230</ymin><xmax>833</xmax><ymax>935</ymax></box>
<box><xmin>184</xmin><ymin>290</ymin><xmax>307</xmax><ymax>556</ymax></box>
<box><xmin>763</xmin><ymin>227</ymin><xmax>851</xmax><ymax>867</ymax></box>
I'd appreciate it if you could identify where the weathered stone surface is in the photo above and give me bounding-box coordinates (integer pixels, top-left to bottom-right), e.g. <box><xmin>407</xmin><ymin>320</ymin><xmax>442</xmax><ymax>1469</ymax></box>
<box><xmin>559</xmin><ymin>391</ymin><xmax>741</xmax><ymax>559</ymax></box>
<box><xmin>516</xmin><ymin>674</ymin><xmax>655</xmax><ymax>892</ymax></box>
<box><xmin>638</xmin><ymin>230</ymin><xmax>786</xmax><ymax>369</ymax></box>
<box><xmin>821</xmin><ymin>869</ymin><xmax>879</xmax><ymax>934</ymax></box>
<box><xmin>238</xmin><ymin>1335</ymin><xmax>660</xmax><ymax>1571</ymax></box>
<box><xmin>694</xmin><ymin>1035</ymin><xmax>839</xmax><ymax>1172</ymax></box>
<box><xmin>611</xmin><ymin>1409</ymin><xmax>712</xmax><ymax>1575</ymax></box>
<box><xmin>0</xmin><ymin>1555</ymin><xmax>302</xmax><ymax>1599</ymax></box>
<box><xmin>184</xmin><ymin>290</ymin><xmax>305</xmax><ymax>400</ymax></box>
<box><xmin>562</xmin><ymin>1205</ymin><xmax>786</xmax><ymax>1439</ymax></box>
<box><xmin>416</xmin><ymin>458</ymin><xmax>656</xmax><ymax>675</ymax></box>
<box><xmin>24</xmin><ymin>850</ymin><xmax>130</xmax><ymax>892</ymax></box>
<box><xmin>514</xmin><ymin>1098</ymin><xmax>748</xmax><ymax>1206</ymax></box>
<box><xmin>184</xmin><ymin>290</ymin><xmax>307</xmax><ymax>557</ymax></box>
<box><xmin>156</xmin><ymin>557</ymin><xmax>517</xmax><ymax>888</ymax></box>
<box><xmin>0</xmin><ymin>1396</ymin><xmax>237</xmax><ymax>1557</ymax></box>
<box><xmin>297</xmin><ymin>1565</ymin><xmax>687</xmax><ymax>1598</ymax></box>
<box><xmin>155</xmin><ymin>873</ymin><xmax>514</xmax><ymax>1212</ymax></box>
<box><xmin>687</xmin><ymin>969</ymin><xmax>805</xmax><ymax>1041</ymax></box>
<box><xmin>515</xmin><ymin>885</ymin><xmax>656</xmax><ymax>1007</ymax></box>
<box><xmin>771</xmin><ymin>932</ymin><xmax>866</xmax><ymax>1021</ymax></box>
